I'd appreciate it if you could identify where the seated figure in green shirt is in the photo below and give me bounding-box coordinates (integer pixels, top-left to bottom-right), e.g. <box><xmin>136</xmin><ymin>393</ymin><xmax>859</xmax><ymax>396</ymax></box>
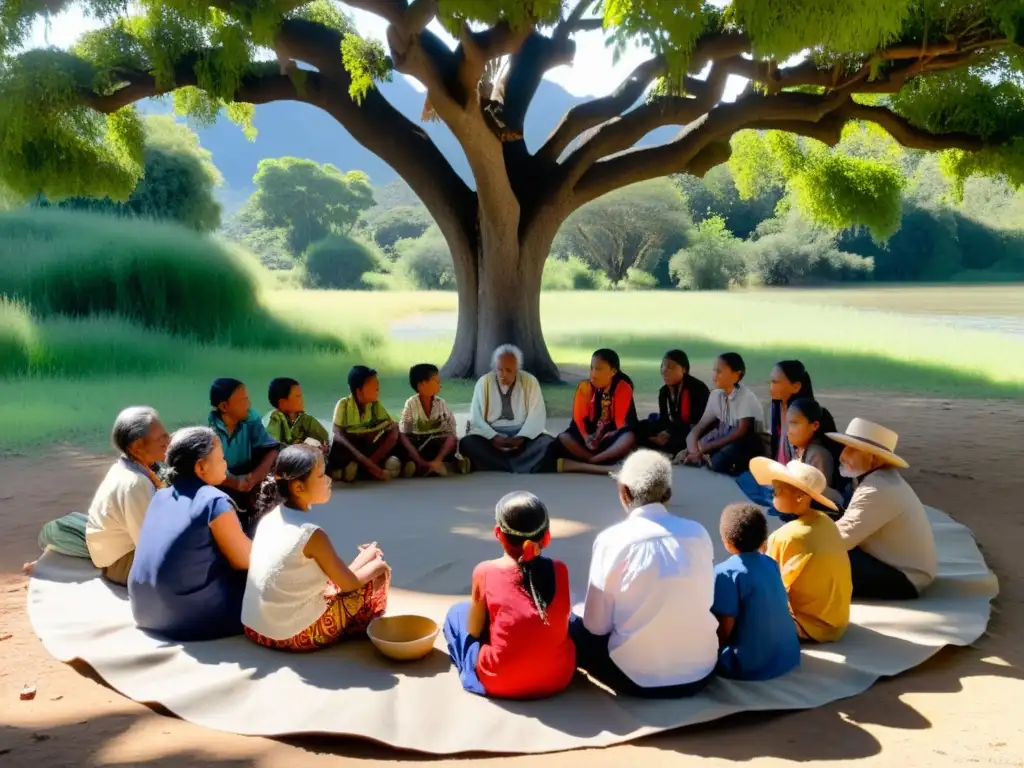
<box><xmin>327</xmin><ymin>366</ymin><xmax>402</xmax><ymax>483</ymax></box>
<box><xmin>264</xmin><ymin>377</ymin><xmax>330</xmax><ymax>452</ymax></box>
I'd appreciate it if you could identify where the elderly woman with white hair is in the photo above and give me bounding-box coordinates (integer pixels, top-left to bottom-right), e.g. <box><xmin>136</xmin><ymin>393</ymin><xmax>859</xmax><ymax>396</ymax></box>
<box><xmin>458</xmin><ymin>344</ymin><xmax>556</xmax><ymax>474</ymax></box>
<box><xmin>27</xmin><ymin>406</ymin><xmax>170</xmax><ymax>585</ymax></box>
<box><xmin>571</xmin><ymin>449</ymin><xmax>719</xmax><ymax>698</ymax></box>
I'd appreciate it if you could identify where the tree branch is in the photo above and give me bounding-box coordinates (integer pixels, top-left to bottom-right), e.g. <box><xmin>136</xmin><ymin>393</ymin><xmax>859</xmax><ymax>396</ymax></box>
<box><xmin>539</xmin><ymin>55</ymin><xmax>667</xmax><ymax>163</ymax></box>
<box><xmin>341</xmin><ymin>0</ymin><xmax>406</xmax><ymax>26</ymax></box>
<box><xmin>554</xmin><ymin>0</ymin><xmax>599</xmax><ymax>41</ymax></box>
<box><xmin>573</xmin><ymin>91</ymin><xmax>850</xmax><ymax>205</ymax></box>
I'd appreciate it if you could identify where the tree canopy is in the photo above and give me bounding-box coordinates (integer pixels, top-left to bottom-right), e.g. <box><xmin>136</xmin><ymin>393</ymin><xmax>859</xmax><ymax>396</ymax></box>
<box><xmin>39</xmin><ymin>115</ymin><xmax>223</xmax><ymax>232</ymax></box>
<box><xmin>2</xmin><ymin>0</ymin><xmax>1023</xmax><ymax>378</ymax></box>
<box><xmin>244</xmin><ymin>157</ymin><xmax>375</xmax><ymax>254</ymax></box>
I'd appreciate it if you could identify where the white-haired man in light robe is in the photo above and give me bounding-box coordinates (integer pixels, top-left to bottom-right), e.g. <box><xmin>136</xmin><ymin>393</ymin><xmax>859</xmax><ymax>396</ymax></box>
<box><xmin>458</xmin><ymin>344</ymin><xmax>556</xmax><ymax>474</ymax></box>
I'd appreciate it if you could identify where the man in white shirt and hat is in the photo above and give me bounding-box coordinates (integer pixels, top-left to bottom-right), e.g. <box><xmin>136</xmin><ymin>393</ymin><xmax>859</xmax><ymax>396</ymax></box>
<box><xmin>571</xmin><ymin>449</ymin><xmax>718</xmax><ymax>697</ymax></box>
<box><xmin>828</xmin><ymin>418</ymin><xmax>938</xmax><ymax>600</ymax></box>
<box><xmin>459</xmin><ymin>344</ymin><xmax>556</xmax><ymax>474</ymax></box>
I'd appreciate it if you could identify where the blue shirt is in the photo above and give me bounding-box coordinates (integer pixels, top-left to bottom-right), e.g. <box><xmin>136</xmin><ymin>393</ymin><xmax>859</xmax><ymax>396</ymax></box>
<box><xmin>208</xmin><ymin>410</ymin><xmax>278</xmax><ymax>476</ymax></box>
<box><xmin>128</xmin><ymin>477</ymin><xmax>246</xmax><ymax>641</ymax></box>
<box><xmin>712</xmin><ymin>552</ymin><xmax>801</xmax><ymax>681</ymax></box>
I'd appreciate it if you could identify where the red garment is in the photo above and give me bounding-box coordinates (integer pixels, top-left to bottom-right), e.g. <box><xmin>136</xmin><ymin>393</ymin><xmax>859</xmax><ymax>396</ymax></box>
<box><xmin>474</xmin><ymin>558</ymin><xmax>576</xmax><ymax>699</ymax></box>
<box><xmin>573</xmin><ymin>379</ymin><xmax>634</xmax><ymax>439</ymax></box>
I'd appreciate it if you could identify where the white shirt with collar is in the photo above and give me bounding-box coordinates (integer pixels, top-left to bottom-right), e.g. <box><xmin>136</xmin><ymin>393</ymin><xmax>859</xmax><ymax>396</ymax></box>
<box><xmin>581</xmin><ymin>503</ymin><xmax>719</xmax><ymax>688</ymax></box>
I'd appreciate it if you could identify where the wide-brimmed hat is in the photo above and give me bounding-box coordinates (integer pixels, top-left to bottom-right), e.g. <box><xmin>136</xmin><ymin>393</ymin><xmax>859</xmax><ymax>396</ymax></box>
<box><xmin>826</xmin><ymin>418</ymin><xmax>909</xmax><ymax>469</ymax></box>
<box><xmin>749</xmin><ymin>457</ymin><xmax>838</xmax><ymax>511</ymax></box>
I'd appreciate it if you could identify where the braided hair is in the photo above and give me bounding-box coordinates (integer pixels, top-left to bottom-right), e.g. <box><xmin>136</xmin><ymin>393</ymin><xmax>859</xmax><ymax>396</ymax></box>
<box><xmin>256</xmin><ymin>444</ymin><xmax>322</xmax><ymax>511</ymax></box>
<box><xmin>495</xmin><ymin>491</ymin><xmax>555</xmax><ymax>623</ymax></box>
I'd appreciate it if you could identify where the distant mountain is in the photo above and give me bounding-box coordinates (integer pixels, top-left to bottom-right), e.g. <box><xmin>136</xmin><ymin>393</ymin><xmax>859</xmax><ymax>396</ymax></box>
<box><xmin>145</xmin><ymin>76</ymin><xmax>676</xmax><ymax>210</ymax></box>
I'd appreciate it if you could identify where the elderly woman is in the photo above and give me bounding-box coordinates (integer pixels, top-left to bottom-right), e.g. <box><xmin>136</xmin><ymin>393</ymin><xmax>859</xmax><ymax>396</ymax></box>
<box><xmin>828</xmin><ymin>419</ymin><xmax>937</xmax><ymax>600</ymax></box>
<box><xmin>129</xmin><ymin>426</ymin><xmax>252</xmax><ymax>641</ymax></box>
<box><xmin>27</xmin><ymin>406</ymin><xmax>169</xmax><ymax>585</ymax></box>
<box><xmin>458</xmin><ymin>344</ymin><xmax>556</xmax><ymax>474</ymax></box>
<box><xmin>571</xmin><ymin>449</ymin><xmax>718</xmax><ymax>698</ymax></box>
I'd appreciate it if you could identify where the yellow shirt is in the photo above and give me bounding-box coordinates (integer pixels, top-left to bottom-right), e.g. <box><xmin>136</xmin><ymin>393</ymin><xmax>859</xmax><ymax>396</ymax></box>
<box><xmin>767</xmin><ymin>510</ymin><xmax>852</xmax><ymax>643</ymax></box>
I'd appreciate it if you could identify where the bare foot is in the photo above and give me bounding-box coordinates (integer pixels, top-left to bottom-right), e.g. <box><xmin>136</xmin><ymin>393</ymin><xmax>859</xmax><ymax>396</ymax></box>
<box><xmin>429</xmin><ymin>461</ymin><xmax>448</xmax><ymax>477</ymax></box>
<box><xmin>22</xmin><ymin>560</ymin><xmax>37</xmax><ymax>575</ymax></box>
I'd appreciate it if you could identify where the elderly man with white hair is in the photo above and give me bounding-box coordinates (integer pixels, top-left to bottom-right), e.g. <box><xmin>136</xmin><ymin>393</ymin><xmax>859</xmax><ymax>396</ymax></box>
<box><xmin>570</xmin><ymin>449</ymin><xmax>718</xmax><ymax>698</ymax></box>
<box><xmin>458</xmin><ymin>344</ymin><xmax>556</xmax><ymax>474</ymax></box>
<box><xmin>26</xmin><ymin>406</ymin><xmax>170</xmax><ymax>584</ymax></box>
<box><xmin>828</xmin><ymin>418</ymin><xmax>938</xmax><ymax>600</ymax></box>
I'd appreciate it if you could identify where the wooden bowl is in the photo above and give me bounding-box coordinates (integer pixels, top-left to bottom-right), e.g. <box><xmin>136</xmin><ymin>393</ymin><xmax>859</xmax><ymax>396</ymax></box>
<box><xmin>367</xmin><ymin>615</ymin><xmax>440</xmax><ymax>662</ymax></box>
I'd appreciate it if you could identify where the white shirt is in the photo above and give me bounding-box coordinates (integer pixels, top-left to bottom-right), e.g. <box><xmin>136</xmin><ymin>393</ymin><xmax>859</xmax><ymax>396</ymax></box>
<box><xmin>706</xmin><ymin>385</ymin><xmax>764</xmax><ymax>431</ymax></box>
<box><xmin>466</xmin><ymin>371</ymin><xmax>547</xmax><ymax>440</ymax></box>
<box><xmin>85</xmin><ymin>459</ymin><xmax>158</xmax><ymax>568</ymax></box>
<box><xmin>242</xmin><ymin>505</ymin><xmax>332</xmax><ymax>640</ymax></box>
<box><xmin>582</xmin><ymin>504</ymin><xmax>718</xmax><ymax>688</ymax></box>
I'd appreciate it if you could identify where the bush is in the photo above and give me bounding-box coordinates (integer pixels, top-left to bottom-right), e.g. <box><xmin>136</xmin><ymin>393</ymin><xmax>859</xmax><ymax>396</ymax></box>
<box><xmin>542</xmin><ymin>255</ymin><xmax>609</xmax><ymax>291</ymax></box>
<box><xmin>303</xmin><ymin>234</ymin><xmax>381</xmax><ymax>289</ymax></box>
<box><xmin>669</xmin><ymin>216</ymin><xmax>747</xmax><ymax>290</ymax></box>
<box><xmin>747</xmin><ymin>212</ymin><xmax>873</xmax><ymax>285</ymax></box>
<box><xmin>0</xmin><ymin>208</ymin><xmax>340</xmax><ymax>350</ymax></box>
<box><xmin>394</xmin><ymin>226</ymin><xmax>456</xmax><ymax>290</ymax></box>
<box><xmin>370</xmin><ymin>205</ymin><xmax>433</xmax><ymax>251</ymax></box>
<box><xmin>622</xmin><ymin>267</ymin><xmax>658</xmax><ymax>290</ymax></box>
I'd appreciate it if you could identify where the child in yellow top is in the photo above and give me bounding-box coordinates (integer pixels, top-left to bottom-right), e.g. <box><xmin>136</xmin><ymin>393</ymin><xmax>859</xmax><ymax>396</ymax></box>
<box><xmin>750</xmin><ymin>457</ymin><xmax>852</xmax><ymax>642</ymax></box>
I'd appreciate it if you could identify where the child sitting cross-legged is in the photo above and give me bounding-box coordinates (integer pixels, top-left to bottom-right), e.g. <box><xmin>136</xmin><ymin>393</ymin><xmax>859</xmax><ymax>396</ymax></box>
<box><xmin>327</xmin><ymin>365</ymin><xmax>401</xmax><ymax>483</ymax></box>
<box><xmin>398</xmin><ymin>363</ymin><xmax>469</xmax><ymax>477</ymax></box>
<box><xmin>443</xmin><ymin>491</ymin><xmax>576</xmax><ymax>699</ymax></box>
<box><xmin>242</xmin><ymin>444</ymin><xmax>390</xmax><ymax>651</ymax></box>
<box><xmin>713</xmin><ymin>503</ymin><xmax>801</xmax><ymax>680</ymax></box>
<box><xmin>265</xmin><ymin>377</ymin><xmax>330</xmax><ymax>452</ymax></box>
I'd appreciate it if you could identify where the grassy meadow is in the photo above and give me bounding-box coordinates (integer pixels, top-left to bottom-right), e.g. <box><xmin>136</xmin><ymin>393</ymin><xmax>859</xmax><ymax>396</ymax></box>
<box><xmin>1</xmin><ymin>209</ymin><xmax>1022</xmax><ymax>455</ymax></box>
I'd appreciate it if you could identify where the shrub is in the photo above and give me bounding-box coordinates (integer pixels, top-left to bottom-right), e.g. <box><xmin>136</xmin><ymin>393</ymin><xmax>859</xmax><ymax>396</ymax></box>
<box><xmin>669</xmin><ymin>216</ymin><xmax>748</xmax><ymax>290</ymax></box>
<box><xmin>542</xmin><ymin>255</ymin><xmax>609</xmax><ymax>291</ymax></box>
<box><xmin>370</xmin><ymin>205</ymin><xmax>433</xmax><ymax>251</ymax></box>
<box><xmin>0</xmin><ymin>208</ymin><xmax>341</xmax><ymax>350</ymax></box>
<box><xmin>622</xmin><ymin>267</ymin><xmax>658</xmax><ymax>290</ymax></box>
<box><xmin>394</xmin><ymin>226</ymin><xmax>455</xmax><ymax>290</ymax></box>
<box><xmin>303</xmin><ymin>234</ymin><xmax>381</xmax><ymax>289</ymax></box>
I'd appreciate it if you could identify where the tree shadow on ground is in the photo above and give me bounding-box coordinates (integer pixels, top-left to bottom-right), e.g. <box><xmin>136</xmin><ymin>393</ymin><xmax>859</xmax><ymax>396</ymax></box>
<box><xmin>546</xmin><ymin>332</ymin><xmax>1023</xmax><ymax>400</ymax></box>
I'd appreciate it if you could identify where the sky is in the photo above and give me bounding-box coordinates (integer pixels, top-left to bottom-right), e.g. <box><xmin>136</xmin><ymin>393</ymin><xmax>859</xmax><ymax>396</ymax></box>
<box><xmin>29</xmin><ymin>5</ymin><xmax>747</xmax><ymax>100</ymax></box>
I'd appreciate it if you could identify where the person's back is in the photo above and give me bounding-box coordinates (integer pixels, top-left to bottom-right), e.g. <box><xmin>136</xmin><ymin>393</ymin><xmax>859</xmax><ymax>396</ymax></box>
<box><xmin>129</xmin><ymin>478</ymin><xmax>246</xmax><ymax>641</ymax></box>
<box><xmin>840</xmin><ymin>467</ymin><xmax>937</xmax><ymax>592</ymax></box>
<box><xmin>475</xmin><ymin>557</ymin><xmax>575</xmax><ymax>699</ymax></box>
<box><xmin>242</xmin><ymin>505</ymin><xmax>331</xmax><ymax>640</ymax></box>
<box><xmin>85</xmin><ymin>459</ymin><xmax>157</xmax><ymax>568</ymax></box>
<box><xmin>715</xmin><ymin>552</ymin><xmax>801</xmax><ymax>680</ymax></box>
<box><xmin>593</xmin><ymin>508</ymin><xmax>718</xmax><ymax>687</ymax></box>
<box><xmin>767</xmin><ymin>510</ymin><xmax>851</xmax><ymax>642</ymax></box>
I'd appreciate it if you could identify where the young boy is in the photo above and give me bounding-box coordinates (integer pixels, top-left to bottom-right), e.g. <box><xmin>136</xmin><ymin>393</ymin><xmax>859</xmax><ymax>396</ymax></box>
<box><xmin>712</xmin><ymin>503</ymin><xmax>801</xmax><ymax>680</ymax></box>
<box><xmin>327</xmin><ymin>365</ymin><xmax>401</xmax><ymax>483</ymax></box>
<box><xmin>398</xmin><ymin>363</ymin><xmax>468</xmax><ymax>477</ymax></box>
<box><xmin>265</xmin><ymin>377</ymin><xmax>330</xmax><ymax>451</ymax></box>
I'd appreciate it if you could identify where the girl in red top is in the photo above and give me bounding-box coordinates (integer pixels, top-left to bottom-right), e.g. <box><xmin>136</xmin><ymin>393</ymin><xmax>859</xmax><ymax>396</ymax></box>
<box><xmin>555</xmin><ymin>348</ymin><xmax>638</xmax><ymax>475</ymax></box>
<box><xmin>442</xmin><ymin>491</ymin><xmax>576</xmax><ymax>699</ymax></box>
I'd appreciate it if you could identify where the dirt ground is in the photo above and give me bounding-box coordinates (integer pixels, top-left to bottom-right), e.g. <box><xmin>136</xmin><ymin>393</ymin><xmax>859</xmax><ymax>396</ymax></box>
<box><xmin>1</xmin><ymin>392</ymin><xmax>1022</xmax><ymax>767</ymax></box>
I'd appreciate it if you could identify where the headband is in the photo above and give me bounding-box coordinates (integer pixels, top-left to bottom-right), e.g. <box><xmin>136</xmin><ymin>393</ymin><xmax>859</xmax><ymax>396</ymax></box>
<box><xmin>495</xmin><ymin>517</ymin><xmax>548</xmax><ymax>539</ymax></box>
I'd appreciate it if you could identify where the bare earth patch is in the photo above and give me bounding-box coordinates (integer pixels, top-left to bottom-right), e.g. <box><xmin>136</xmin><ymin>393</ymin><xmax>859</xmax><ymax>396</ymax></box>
<box><xmin>1</xmin><ymin>392</ymin><xmax>1023</xmax><ymax>767</ymax></box>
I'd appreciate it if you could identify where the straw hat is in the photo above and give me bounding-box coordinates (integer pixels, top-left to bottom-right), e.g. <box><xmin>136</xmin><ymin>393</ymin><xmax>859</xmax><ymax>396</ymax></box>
<box><xmin>749</xmin><ymin>457</ymin><xmax>838</xmax><ymax>511</ymax></box>
<box><xmin>826</xmin><ymin>418</ymin><xmax>909</xmax><ymax>469</ymax></box>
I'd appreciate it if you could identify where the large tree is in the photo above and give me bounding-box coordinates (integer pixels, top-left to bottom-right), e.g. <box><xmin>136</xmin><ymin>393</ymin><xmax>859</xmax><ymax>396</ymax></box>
<box><xmin>1</xmin><ymin>1</ymin><xmax>1022</xmax><ymax>380</ymax></box>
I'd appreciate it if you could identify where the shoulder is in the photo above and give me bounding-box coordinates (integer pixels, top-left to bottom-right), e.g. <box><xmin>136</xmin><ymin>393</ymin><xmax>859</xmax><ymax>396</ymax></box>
<box><xmin>243</xmin><ymin>409</ymin><xmax>264</xmax><ymax>426</ymax></box>
<box><xmin>475</xmin><ymin>373</ymin><xmax>494</xmax><ymax>389</ymax></box>
<box><xmin>196</xmin><ymin>485</ymin><xmax>236</xmax><ymax>517</ymax></box>
<box><xmin>714</xmin><ymin>554</ymin><xmax>742</xmax><ymax>577</ymax></box>
<box><xmin>402</xmin><ymin>395</ymin><xmax>418</xmax><ymax>409</ymax></box>
<box><xmin>575</xmin><ymin>380</ymin><xmax>593</xmax><ymax>396</ymax></box>
<box><xmin>737</xmin><ymin>385</ymin><xmax>762</xmax><ymax>405</ymax></box>
<box><xmin>265</xmin><ymin>409</ymin><xmax>284</xmax><ymax>423</ymax></box>
<box><xmin>688</xmin><ymin>375</ymin><xmax>710</xmax><ymax>393</ymax></box>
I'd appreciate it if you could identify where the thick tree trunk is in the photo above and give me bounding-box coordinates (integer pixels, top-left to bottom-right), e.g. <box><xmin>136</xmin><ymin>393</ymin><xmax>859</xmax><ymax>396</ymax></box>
<box><xmin>441</xmin><ymin>205</ymin><xmax>561</xmax><ymax>383</ymax></box>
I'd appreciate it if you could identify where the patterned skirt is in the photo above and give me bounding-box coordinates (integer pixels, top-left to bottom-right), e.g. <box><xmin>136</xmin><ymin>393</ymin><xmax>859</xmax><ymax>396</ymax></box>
<box><xmin>244</xmin><ymin>571</ymin><xmax>390</xmax><ymax>652</ymax></box>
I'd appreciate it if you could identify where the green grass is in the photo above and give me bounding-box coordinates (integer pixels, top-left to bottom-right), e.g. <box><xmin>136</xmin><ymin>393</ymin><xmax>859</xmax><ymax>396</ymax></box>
<box><xmin>1</xmin><ymin>283</ymin><xmax>1022</xmax><ymax>455</ymax></box>
<box><xmin>0</xmin><ymin>208</ymin><xmax>341</xmax><ymax>352</ymax></box>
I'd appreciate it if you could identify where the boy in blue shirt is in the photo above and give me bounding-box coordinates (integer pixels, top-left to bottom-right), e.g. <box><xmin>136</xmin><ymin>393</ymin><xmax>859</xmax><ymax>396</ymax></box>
<box><xmin>712</xmin><ymin>503</ymin><xmax>801</xmax><ymax>680</ymax></box>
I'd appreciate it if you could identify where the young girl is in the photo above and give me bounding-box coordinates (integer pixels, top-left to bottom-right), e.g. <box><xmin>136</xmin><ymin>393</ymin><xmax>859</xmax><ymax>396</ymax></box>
<box><xmin>768</xmin><ymin>360</ymin><xmax>839</xmax><ymax>465</ymax></box>
<box><xmin>678</xmin><ymin>352</ymin><xmax>764</xmax><ymax>475</ymax></box>
<box><xmin>556</xmin><ymin>348</ymin><xmax>638</xmax><ymax>475</ymax></box>
<box><xmin>786</xmin><ymin>398</ymin><xmax>845</xmax><ymax>513</ymax></box>
<box><xmin>242</xmin><ymin>445</ymin><xmax>390</xmax><ymax>651</ymax></box>
<box><xmin>639</xmin><ymin>349</ymin><xmax>710</xmax><ymax>456</ymax></box>
<box><xmin>443</xmin><ymin>491</ymin><xmax>576</xmax><ymax>699</ymax></box>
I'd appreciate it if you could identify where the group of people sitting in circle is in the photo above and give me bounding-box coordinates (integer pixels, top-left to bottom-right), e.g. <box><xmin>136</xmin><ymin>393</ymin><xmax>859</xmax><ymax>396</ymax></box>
<box><xmin>28</xmin><ymin>341</ymin><xmax>938</xmax><ymax>699</ymax></box>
